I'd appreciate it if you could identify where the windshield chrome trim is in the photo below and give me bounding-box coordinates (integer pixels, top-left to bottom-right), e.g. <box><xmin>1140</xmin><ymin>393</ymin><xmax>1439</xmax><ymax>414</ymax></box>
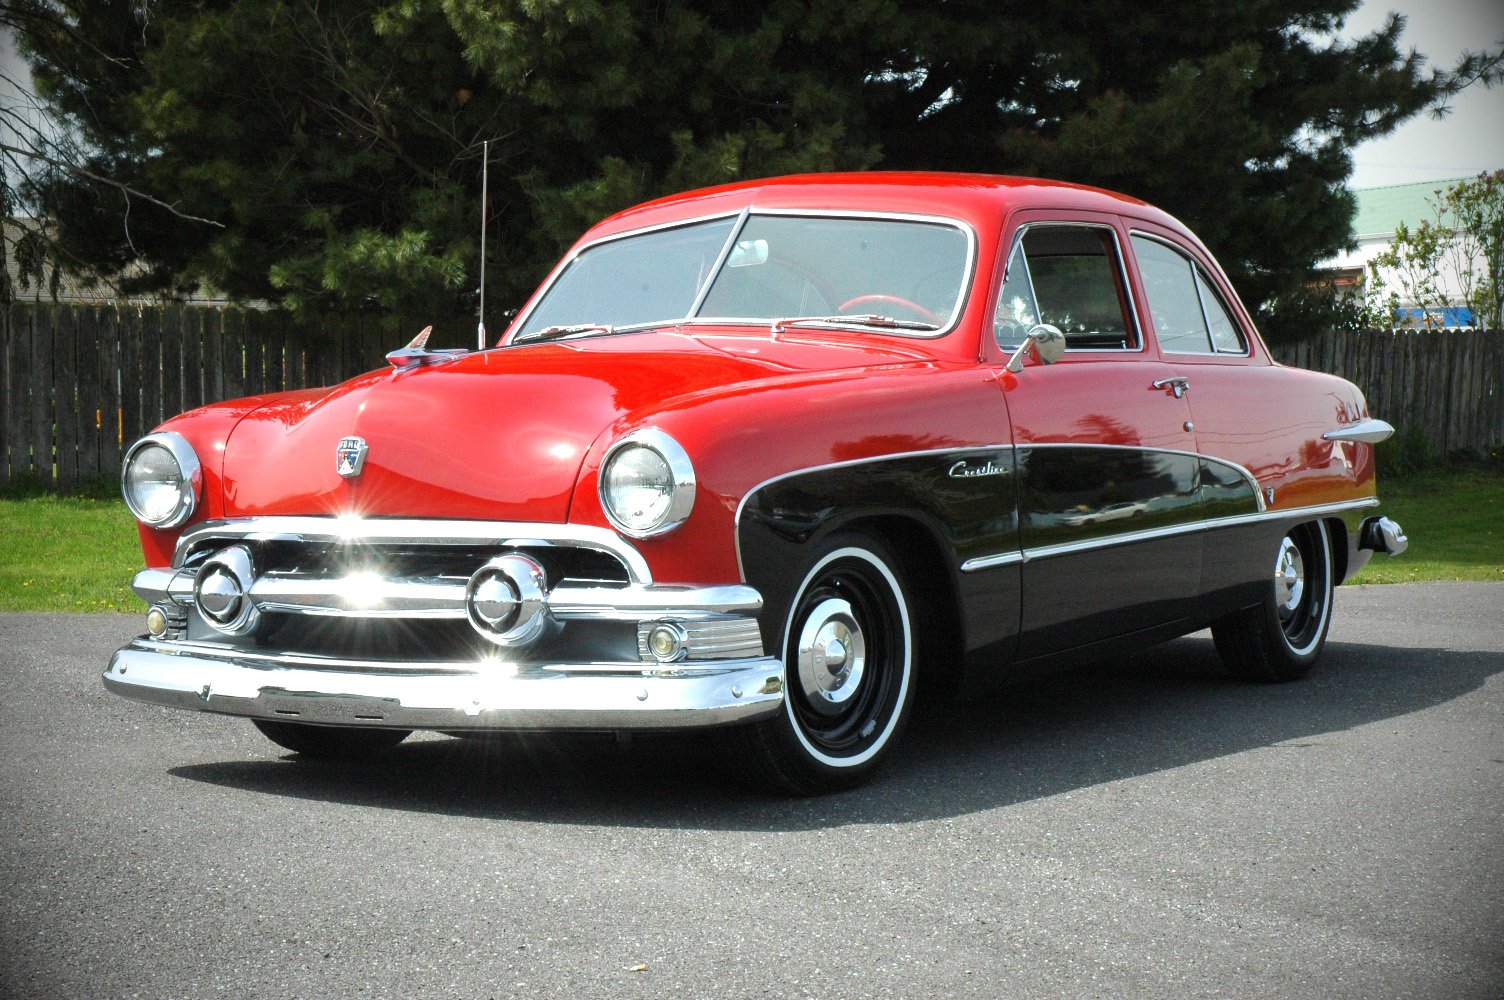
<box><xmin>505</xmin><ymin>208</ymin><xmax>979</xmax><ymax>344</ymax></box>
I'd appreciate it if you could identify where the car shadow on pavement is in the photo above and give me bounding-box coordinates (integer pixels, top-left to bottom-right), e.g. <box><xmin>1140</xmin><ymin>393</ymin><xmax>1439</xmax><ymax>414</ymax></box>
<box><xmin>169</xmin><ymin>635</ymin><xmax>1503</xmax><ymax>830</ymax></box>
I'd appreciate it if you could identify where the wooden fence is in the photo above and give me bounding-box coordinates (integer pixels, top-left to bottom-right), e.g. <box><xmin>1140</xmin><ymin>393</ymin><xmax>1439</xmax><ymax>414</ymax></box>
<box><xmin>0</xmin><ymin>303</ymin><xmax>472</xmax><ymax>490</ymax></box>
<box><xmin>1</xmin><ymin>301</ymin><xmax>1500</xmax><ymax>491</ymax></box>
<box><xmin>1269</xmin><ymin>327</ymin><xmax>1504</xmax><ymax>459</ymax></box>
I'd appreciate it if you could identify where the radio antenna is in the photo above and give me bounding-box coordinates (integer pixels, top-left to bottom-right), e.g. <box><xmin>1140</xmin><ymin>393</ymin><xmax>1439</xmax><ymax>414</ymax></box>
<box><xmin>477</xmin><ymin>138</ymin><xmax>490</xmax><ymax>351</ymax></box>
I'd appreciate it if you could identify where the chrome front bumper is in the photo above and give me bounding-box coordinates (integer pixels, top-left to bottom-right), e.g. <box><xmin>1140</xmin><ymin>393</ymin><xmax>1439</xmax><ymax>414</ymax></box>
<box><xmin>104</xmin><ymin>638</ymin><xmax>785</xmax><ymax>730</ymax></box>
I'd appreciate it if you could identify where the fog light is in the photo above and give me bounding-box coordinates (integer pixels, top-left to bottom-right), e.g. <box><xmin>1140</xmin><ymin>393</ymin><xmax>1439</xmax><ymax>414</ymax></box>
<box><xmin>647</xmin><ymin>622</ymin><xmax>688</xmax><ymax>663</ymax></box>
<box><xmin>145</xmin><ymin>606</ymin><xmax>169</xmax><ymax>638</ymax></box>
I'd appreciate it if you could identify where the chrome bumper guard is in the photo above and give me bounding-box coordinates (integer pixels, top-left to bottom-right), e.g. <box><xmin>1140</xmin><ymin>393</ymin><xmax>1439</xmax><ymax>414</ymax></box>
<box><xmin>104</xmin><ymin>638</ymin><xmax>785</xmax><ymax>730</ymax></box>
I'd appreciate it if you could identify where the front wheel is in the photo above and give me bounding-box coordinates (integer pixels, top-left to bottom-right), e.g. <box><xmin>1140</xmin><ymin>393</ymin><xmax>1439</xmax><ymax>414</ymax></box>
<box><xmin>253</xmin><ymin>720</ymin><xmax>411</xmax><ymax>758</ymax></box>
<box><xmin>1212</xmin><ymin>520</ymin><xmax>1334</xmax><ymax>682</ymax></box>
<box><xmin>734</xmin><ymin>534</ymin><xmax>916</xmax><ymax>794</ymax></box>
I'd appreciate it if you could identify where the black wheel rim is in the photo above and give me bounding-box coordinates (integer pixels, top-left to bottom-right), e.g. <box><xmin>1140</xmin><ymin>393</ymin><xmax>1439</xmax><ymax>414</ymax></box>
<box><xmin>786</xmin><ymin>554</ymin><xmax>905</xmax><ymax>760</ymax></box>
<box><xmin>1275</xmin><ymin>522</ymin><xmax>1329</xmax><ymax>654</ymax></box>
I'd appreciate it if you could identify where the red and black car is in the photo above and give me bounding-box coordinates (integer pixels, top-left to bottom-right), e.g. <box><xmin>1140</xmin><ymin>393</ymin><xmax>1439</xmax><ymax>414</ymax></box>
<box><xmin>106</xmin><ymin>173</ymin><xmax>1407</xmax><ymax>793</ymax></box>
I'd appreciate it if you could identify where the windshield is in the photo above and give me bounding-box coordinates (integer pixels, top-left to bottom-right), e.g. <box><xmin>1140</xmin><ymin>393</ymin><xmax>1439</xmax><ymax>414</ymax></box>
<box><xmin>513</xmin><ymin>213</ymin><xmax>972</xmax><ymax>340</ymax></box>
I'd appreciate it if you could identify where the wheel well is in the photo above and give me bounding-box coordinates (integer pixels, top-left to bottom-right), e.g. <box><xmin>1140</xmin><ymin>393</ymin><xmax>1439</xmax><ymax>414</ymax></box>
<box><xmin>1324</xmin><ymin>517</ymin><xmax>1349</xmax><ymax>584</ymax></box>
<box><xmin>838</xmin><ymin>513</ymin><xmax>965</xmax><ymax>704</ymax></box>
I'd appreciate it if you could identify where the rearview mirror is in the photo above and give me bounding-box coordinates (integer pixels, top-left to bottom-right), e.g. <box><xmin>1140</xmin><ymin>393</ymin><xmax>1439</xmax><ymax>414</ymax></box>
<box><xmin>1005</xmin><ymin>324</ymin><xmax>1066</xmax><ymax>373</ymax></box>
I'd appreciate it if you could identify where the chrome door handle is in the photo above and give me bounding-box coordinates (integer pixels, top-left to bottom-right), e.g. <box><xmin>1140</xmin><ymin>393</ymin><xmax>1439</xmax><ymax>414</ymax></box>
<box><xmin>1153</xmin><ymin>376</ymin><xmax>1189</xmax><ymax>399</ymax></box>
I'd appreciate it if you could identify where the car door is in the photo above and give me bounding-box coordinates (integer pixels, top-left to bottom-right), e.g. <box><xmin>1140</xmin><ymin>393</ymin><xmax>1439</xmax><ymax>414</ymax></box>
<box><xmin>988</xmin><ymin>211</ymin><xmax>1204</xmax><ymax>660</ymax></box>
<box><xmin>1123</xmin><ymin>222</ymin><xmax>1349</xmax><ymax>610</ymax></box>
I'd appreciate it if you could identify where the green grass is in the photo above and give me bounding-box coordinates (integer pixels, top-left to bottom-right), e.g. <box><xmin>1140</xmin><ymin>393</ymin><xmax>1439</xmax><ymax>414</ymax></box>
<box><xmin>0</xmin><ymin>465</ymin><xmax>1498</xmax><ymax>612</ymax></box>
<box><xmin>1351</xmin><ymin>465</ymin><xmax>1504</xmax><ymax>584</ymax></box>
<box><xmin>0</xmin><ymin>495</ymin><xmax>141</xmax><ymax>611</ymax></box>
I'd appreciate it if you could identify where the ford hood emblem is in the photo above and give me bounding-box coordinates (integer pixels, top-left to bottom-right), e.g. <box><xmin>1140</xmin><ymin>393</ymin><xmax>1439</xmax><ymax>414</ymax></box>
<box><xmin>336</xmin><ymin>436</ymin><xmax>368</xmax><ymax>478</ymax></box>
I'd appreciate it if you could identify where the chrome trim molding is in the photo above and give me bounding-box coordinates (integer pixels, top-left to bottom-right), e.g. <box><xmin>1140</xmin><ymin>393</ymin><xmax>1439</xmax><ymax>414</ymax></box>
<box><xmin>104</xmin><ymin>640</ymin><xmax>783</xmax><ymax>731</ymax></box>
<box><xmin>733</xmin><ymin>443</ymin><xmax>1015</xmax><ymax>580</ymax></box>
<box><xmin>733</xmin><ymin>441</ymin><xmax>1269</xmax><ymax>580</ymax></box>
<box><xmin>999</xmin><ymin>221</ymin><xmax>1147</xmax><ymax>355</ymax></box>
<box><xmin>1322</xmin><ymin>418</ymin><xmax>1396</xmax><ymax>445</ymax></box>
<box><xmin>960</xmin><ymin>497</ymin><xmax>1381</xmax><ymax>572</ymax></box>
<box><xmin>506</xmin><ymin>207</ymin><xmax>980</xmax><ymax>344</ymax></box>
<box><xmin>121</xmin><ymin>431</ymin><xmax>203</xmax><ymax>529</ymax></box>
<box><xmin>174</xmin><ymin>517</ymin><xmax>653</xmax><ymax>584</ymax></box>
<box><xmin>599</xmin><ymin>427</ymin><xmax>698</xmax><ymax>539</ymax></box>
<box><xmin>135</xmin><ymin>568</ymin><xmax>761</xmax><ymax>626</ymax></box>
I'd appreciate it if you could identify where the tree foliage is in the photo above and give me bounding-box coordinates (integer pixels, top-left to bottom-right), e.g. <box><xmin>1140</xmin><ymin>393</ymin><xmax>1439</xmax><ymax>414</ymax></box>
<box><xmin>6</xmin><ymin>0</ymin><xmax>1501</xmax><ymax>339</ymax></box>
<box><xmin>1366</xmin><ymin>171</ymin><xmax>1504</xmax><ymax>329</ymax></box>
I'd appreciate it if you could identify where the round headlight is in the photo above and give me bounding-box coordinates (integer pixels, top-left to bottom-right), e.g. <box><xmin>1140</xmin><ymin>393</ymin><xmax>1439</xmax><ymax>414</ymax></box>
<box><xmin>599</xmin><ymin>429</ymin><xmax>695</xmax><ymax>538</ymax></box>
<box><xmin>122</xmin><ymin>432</ymin><xmax>201</xmax><ymax>528</ymax></box>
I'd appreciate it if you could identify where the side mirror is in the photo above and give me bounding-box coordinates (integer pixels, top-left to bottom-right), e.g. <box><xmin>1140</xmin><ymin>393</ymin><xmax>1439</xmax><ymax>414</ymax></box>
<box><xmin>1005</xmin><ymin>323</ymin><xmax>1066</xmax><ymax>373</ymax></box>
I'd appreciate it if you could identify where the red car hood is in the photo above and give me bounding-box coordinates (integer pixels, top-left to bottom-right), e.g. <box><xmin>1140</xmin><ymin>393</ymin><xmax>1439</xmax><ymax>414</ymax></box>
<box><xmin>220</xmin><ymin>329</ymin><xmax>930</xmax><ymax>520</ymax></box>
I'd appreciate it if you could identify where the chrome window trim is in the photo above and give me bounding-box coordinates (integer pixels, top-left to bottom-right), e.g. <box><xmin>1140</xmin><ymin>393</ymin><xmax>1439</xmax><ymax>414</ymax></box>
<box><xmin>598</xmin><ymin>427</ymin><xmax>698</xmax><ymax>539</ymax></box>
<box><xmin>173</xmin><ymin>517</ymin><xmax>654</xmax><ymax>585</ymax></box>
<box><xmin>1128</xmin><ymin>230</ymin><xmax>1253</xmax><ymax>359</ymax></box>
<box><xmin>996</xmin><ymin>221</ymin><xmax>1146</xmax><ymax>355</ymax></box>
<box><xmin>122</xmin><ymin>431</ymin><xmax>203</xmax><ymax>529</ymax></box>
<box><xmin>506</xmin><ymin>210</ymin><xmax>747</xmax><ymax>343</ymax></box>
<box><xmin>961</xmin><ymin>497</ymin><xmax>1379</xmax><ymax>572</ymax></box>
<box><xmin>506</xmin><ymin>208</ymin><xmax>979</xmax><ymax>343</ymax></box>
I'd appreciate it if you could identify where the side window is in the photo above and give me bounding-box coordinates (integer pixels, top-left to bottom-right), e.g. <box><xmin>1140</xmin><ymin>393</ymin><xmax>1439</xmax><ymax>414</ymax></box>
<box><xmin>994</xmin><ymin>242</ymin><xmax>1040</xmax><ymax>345</ymax></box>
<box><xmin>1195</xmin><ymin>269</ymin><xmax>1248</xmax><ymax>353</ymax></box>
<box><xmin>994</xmin><ymin>225</ymin><xmax>1136</xmax><ymax>351</ymax></box>
<box><xmin>1132</xmin><ymin>234</ymin><xmax>1248</xmax><ymax>355</ymax></box>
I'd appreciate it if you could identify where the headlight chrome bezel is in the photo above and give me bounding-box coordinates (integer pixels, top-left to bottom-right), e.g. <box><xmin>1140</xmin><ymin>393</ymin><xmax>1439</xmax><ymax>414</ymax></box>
<box><xmin>121</xmin><ymin>431</ymin><xmax>202</xmax><ymax>529</ymax></box>
<box><xmin>599</xmin><ymin>428</ymin><xmax>696</xmax><ymax>539</ymax></box>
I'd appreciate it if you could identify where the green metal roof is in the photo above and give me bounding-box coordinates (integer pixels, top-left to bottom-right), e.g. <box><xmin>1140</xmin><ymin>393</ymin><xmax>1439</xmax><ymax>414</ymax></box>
<box><xmin>1352</xmin><ymin>177</ymin><xmax>1471</xmax><ymax>239</ymax></box>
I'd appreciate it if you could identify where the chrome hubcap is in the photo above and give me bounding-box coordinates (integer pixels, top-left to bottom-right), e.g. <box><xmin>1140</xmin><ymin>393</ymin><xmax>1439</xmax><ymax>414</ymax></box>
<box><xmin>1274</xmin><ymin>536</ymin><xmax>1305</xmax><ymax>618</ymax></box>
<box><xmin>796</xmin><ymin>598</ymin><xmax>866</xmax><ymax>715</ymax></box>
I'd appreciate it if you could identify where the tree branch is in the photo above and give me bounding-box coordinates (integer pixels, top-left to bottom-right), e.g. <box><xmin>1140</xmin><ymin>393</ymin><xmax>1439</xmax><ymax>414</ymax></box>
<box><xmin>0</xmin><ymin>141</ymin><xmax>225</xmax><ymax>227</ymax></box>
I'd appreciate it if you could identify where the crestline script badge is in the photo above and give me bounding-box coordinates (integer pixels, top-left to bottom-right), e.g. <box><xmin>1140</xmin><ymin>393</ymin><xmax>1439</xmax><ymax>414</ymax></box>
<box><xmin>336</xmin><ymin>436</ymin><xmax>368</xmax><ymax>479</ymax></box>
<box><xmin>948</xmin><ymin>457</ymin><xmax>1008</xmax><ymax>479</ymax></box>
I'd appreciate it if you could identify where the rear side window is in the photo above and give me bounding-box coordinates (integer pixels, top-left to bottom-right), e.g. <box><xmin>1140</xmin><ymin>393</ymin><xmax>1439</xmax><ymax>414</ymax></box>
<box><xmin>994</xmin><ymin>225</ymin><xmax>1137</xmax><ymax>351</ymax></box>
<box><xmin>1131</xmin><ymin>235</ymin><xmax>1247</xmax><ymax>355</ymax></box>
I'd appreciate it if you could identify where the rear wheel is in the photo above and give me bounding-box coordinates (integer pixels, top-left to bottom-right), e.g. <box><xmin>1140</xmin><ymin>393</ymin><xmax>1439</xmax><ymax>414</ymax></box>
<box><xmin>1212</xmin><ymin>520</ymin><xmax>1334</xmax><ymax>682</ymax></box>
<box><xmin>253</xmin><ymin>720</ymin><xmax>411</xmax><ymax>757</ymax></box>
<box><xmin>735</xmin><ymin>534</ymin><xmax>916</xmax><ymax>794</ymax></box>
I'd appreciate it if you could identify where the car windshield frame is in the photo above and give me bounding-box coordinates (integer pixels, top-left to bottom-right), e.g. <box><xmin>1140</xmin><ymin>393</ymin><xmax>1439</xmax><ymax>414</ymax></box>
<box><xmin>507</xmin><ymin>207</ymin><xmax>979</xmax><ymax>343</ymax></box>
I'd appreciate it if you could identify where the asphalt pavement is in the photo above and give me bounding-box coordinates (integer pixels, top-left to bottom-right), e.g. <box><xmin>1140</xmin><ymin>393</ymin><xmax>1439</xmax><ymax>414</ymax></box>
<box><xmin>1</xmin><ymin>581</ymin><xmax>1500</xmax><ymax>999</ymax></box>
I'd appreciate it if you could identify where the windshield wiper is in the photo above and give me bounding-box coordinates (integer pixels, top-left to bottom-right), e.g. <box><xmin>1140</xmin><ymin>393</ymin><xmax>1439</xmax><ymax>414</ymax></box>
<box><xmin>514</xmin><ymin>323</ymin><xmax>616</xmax><ymax>344</ymax></box>
<box><xmin>772</xmin><ymin>314</ymin><xmax>938</xmax><ymax>334</ymax></box>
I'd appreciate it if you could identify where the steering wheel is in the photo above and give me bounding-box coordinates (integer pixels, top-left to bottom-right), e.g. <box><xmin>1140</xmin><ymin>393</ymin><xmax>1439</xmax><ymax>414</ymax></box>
<box><xmin>837</xmin><ymin>294</ymin><xmax>942</xmax><ymax>326</ymax></box>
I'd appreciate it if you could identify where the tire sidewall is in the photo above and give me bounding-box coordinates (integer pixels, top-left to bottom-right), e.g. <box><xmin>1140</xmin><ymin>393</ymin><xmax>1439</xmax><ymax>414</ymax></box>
<box><xmin>775</xmin><ymin>537</ymin><xmax>916</xmax><ymax>779</ymax></box>
<box><xmin>1268</xmin><ymin>520</ymin><xmax>1334</xmax><ymax>666</ymax></box>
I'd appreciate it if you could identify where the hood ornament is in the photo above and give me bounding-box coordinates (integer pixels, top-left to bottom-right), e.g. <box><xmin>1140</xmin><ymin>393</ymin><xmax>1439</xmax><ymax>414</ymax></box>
<box><xmin>385</xmin><ymin>325</ymin><xmax>468</xmax><ymax>371</ymax></box>
<box><xmin>336</xmin><ymin>436</ymin><xmax>368</xmax><ymax>479</ymax></box>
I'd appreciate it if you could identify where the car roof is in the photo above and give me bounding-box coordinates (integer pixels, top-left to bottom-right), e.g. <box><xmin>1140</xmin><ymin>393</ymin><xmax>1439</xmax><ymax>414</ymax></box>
<box><xmin>582</xmin><ymin>171</ymin><xmax>1190</xmax><ymax>245</ymax></box>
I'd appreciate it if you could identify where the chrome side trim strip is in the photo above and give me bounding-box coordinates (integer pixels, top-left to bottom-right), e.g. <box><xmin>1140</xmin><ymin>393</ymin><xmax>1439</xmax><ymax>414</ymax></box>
<box><xmin>733</xmin><ymin>441</ymin><xmax>1268</xmax><ymax>580</ymax></box>
<box><xmin>1322</xmin><ymin>418</ymin><xmax>1395</xmax><ymax>445</ymax></box>
<box><xmin>173</xmin><ymin>517</ymin><xmax>653</xmax><ymax>584</ymax></box>
<box><xmin>960</xmin><ymin>498</ymin><xmax>1380</xmax><ymax>572</ymax></box>
<box><xmin>733</xmin><ymin>443</ymin><xmax>1015</xmax><ymax>580</ymax></box>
